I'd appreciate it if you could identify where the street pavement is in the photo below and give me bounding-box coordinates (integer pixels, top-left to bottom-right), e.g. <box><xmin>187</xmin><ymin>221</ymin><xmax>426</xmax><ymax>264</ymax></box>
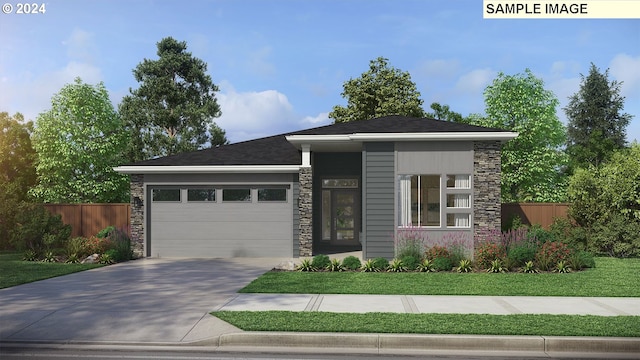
<box><xmin>1</xmin><ymin>256</ymin><xmax>639</xmax><ymax>358</ymax></box>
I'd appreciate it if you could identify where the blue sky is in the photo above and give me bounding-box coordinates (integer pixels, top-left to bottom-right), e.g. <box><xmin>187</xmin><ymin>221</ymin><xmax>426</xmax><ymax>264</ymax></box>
<box><xmin>1</xmin><ymin>0</ymin><xmax>639</xmax><ymax>143</ymax></box>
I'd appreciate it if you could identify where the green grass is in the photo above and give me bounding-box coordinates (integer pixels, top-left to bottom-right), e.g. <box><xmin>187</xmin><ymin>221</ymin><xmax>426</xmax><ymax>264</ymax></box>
<box><xmin>213</xmin><ymin>311</ymin><xmax>640</xmax><ymax>337</ymax></box>
<box><xmin>0</xmin><ymin>252</ymin><xmax>102</xmax><ymax>289</ymax></box>
<box><xmin>240</xmin><ymin>257</ymin><xmax>640</xmax><ymax>297</ymax></box>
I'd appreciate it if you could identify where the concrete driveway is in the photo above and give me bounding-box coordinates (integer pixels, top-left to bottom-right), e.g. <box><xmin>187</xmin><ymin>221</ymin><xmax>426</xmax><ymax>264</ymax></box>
<box><xmin>0</xmin><ymin>257</ymin><xmax>281</xmax><ymax>344</ymax></box>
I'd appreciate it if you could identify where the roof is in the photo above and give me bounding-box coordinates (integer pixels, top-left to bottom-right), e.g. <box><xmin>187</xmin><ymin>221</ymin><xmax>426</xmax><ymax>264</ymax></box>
<box><xmin>117</xmin><ymin>116</ymin><xmax>516</xmax><ymax>171</ymax></box>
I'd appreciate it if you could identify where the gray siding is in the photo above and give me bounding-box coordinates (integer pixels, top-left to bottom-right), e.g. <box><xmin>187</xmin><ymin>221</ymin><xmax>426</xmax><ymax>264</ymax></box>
<box><xmin>362</xmin><ymin>142</ymin><xmax>395</xmax><ymax>259</ymax></box>
<box><xmin>396</xmin><ymin>141</ymin><xmax>473</xmax><ymax>174</ymax></box>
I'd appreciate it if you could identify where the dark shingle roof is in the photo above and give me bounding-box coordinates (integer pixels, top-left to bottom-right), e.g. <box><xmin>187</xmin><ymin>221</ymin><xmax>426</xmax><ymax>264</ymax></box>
<box><xmin>129</xmin><ymin>116</ymin><xmax>508</xmax><ymax>166</ymax></box>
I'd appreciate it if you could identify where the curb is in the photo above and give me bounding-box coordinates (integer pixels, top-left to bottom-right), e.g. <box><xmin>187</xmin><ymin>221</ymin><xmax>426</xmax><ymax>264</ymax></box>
<box><xmin>217</xmin><ymin>332</ymin><xmax>640</xmax><ymax>355</ymax></box>
<box><xmin>2</xmin><ymin>333</ymin><xmax>640</xmax><ymax>357</ymax></box>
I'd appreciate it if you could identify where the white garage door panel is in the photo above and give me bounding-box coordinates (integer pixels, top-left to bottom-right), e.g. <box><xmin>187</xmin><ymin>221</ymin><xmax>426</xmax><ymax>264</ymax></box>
<box><xmin>149</xmin><ymin>189</ymin><xmax>293</xmax><ymax>258</ymax></box>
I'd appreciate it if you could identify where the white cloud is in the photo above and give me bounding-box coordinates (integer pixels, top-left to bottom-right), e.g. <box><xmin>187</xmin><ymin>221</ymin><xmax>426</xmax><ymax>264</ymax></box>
<box><xmin>301</xmin><ymin>112</ymin><xmax>331</xmax><ymax>126</ymax></box>
<box><xmin>610</xmin><ymin>53</ymin><xmax>640</xmax><ymax>99</ymax></box>
<box><xmin>454</xmin><ymin>68</ymin><xmax>496</xmax><ymax>94</ymax></box>
<box><xmin>62</xmin><ymin>28</ymin><xmax>97</xmax><ymax>63</ymax></box>
<box><xmin>417</xmin><ymin>59</ymin><xmax>460</xmax><ymax>80</ymax></box>
<box><xmin>216</xmin><ymin>85</ymin><xmax>298</xmax><ymax>143</ymax></box>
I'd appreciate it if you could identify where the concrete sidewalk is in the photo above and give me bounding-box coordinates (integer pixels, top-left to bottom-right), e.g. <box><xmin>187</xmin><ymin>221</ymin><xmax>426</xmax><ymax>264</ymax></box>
<box><xmin>216</xmin><ymin>293</ymin><xmax>640</xmax><ymax>316</ymax></box>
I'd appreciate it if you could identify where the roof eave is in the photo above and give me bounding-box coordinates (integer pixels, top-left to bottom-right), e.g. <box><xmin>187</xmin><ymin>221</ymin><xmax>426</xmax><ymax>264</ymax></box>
<box><xmin>286</xmin><ymin>132</ymin><xmax>519</xmax><ymax>148</ymax></box>
<box><xmin>113</xmin><ymin>165</ymin><xmax>302</xmax><ymax>174</ymax></box>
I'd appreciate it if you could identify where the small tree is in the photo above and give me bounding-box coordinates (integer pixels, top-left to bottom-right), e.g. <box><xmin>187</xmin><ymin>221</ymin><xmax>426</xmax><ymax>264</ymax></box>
<box><xmin>564</xmin><ymin>63</ymin><xmax>632</xmax><ymax>171</ymax></box>
<box><xmin>478</xmin><ymin>69</ymin><xmax>568</xmax><ymax>202</ymax></box>
<box><xmin>567</xmin><ymin>144</ymin><xmax>640</xmax><ymax>257</ymax></box>
<box><xmin>329</xmin><ymin>57</ymin><xmax>425</xmax><ymax>123</ymax></box>
<box><xmin>30</xmin><ymin>78</ymin><xmax>129</xmax><ymax>203</ymax></box>
<box><xmin>0</xmin><ymin>112</ymin><xmax>38</xmax><ymax>249</ymax></box>
<box><xmin>120</xmin><ymin>37</ymin><xmax>227</xmax><ymax>162</ymax></box>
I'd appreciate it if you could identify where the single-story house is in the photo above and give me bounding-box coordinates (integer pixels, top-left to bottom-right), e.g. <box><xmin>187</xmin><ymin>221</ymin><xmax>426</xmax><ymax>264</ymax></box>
<box><xmin>114</xmin><ymin>115</ymin><xmax>518</xmax><ymax>259</ymax></box>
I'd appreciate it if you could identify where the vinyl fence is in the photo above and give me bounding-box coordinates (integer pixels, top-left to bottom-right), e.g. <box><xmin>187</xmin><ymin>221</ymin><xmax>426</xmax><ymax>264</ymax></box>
<box><xmin>43</xmin><ymin>203</ymin><xmax>131</xmax><ymax>238</ymax></box>
<box><xmin>501</xmin><ymin>203</ymin><xmax>570</xmax><ymax>229</ymax></box>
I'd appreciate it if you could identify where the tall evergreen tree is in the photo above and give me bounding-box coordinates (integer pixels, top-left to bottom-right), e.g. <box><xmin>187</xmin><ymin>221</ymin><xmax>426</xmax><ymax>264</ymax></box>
<box><xmin>329</xmin><ymin>57</ymin><xmax>425</xmax><ymax>123</ymax></box>
<box><xmin>120</xmin><ymin>37</ymin><xmax>227</xmax><ymax>162</ymax></box>
<box><xmin>564</xmin><ymin>63</ymin><xmax>632</xmax><ymax>170</ymax></box>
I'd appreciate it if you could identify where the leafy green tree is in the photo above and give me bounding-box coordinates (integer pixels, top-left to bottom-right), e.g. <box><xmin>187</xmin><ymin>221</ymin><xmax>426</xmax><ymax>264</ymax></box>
<box><xmin>477</xmin><ymin>69</ymin><xmax>568</xmax><ymax>202</ymax></box>
<box><xmin>567</xmin><ymin>144</ymin><xmax>640</xmax><ymax>257</ymax></box>
<box><xmin>329</xmin><ymin>57</ymin><xmax>425</xmax><ymax>123</ymax></box>
<box><xmin>30</xmin><ymin>78</ymin><xmax>129</xmax><ymax>203</ymax></box>
<box><xmin>0</xmin><ymin>112</ymin><xmax>38</xmax><ymax>248</ymax></box>
<box><xmin>426</xmin><ymin>102</ymin><xmax>471</xmax><ymax>123</ymax></box>
<box><xmin>564</xmin><ymin>63</ymin><xmax>632</xmax><ymax>171</ymax></box>
<box><xmin>120</xmin><ymin>37</ymin><xmax>227</xmax><ymax>162</ymax></box>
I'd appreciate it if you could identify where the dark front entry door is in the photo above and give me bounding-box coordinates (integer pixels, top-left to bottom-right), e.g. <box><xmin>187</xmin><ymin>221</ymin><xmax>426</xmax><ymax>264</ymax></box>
<box><xmin>327</xmin><ymin>189</ymin><xmax>359</xmax><ymax>245</ymax></box>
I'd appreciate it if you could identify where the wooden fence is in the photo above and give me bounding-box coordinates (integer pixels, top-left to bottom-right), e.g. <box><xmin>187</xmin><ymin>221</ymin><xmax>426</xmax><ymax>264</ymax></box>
<box><xmin>43</xmin><ymin>202</ymin><xmax>569</xmax><ymax>238</ymax></box>
<box><xmin>43</xmin><ymin>204</ymin><xmax>131</xmax><ymax>238</ymax></box>
<box><xmin>501</xmin><ymin>203</ymin><xmax>570</xmax><ymax>229</ymax></box>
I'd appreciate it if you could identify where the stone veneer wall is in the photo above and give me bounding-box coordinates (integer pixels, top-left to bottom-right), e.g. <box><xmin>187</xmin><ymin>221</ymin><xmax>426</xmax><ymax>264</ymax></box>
<box><xmin>473</xmin><ymin>141</ymin><xmax>502</xmax><ymax>242</ymax></box>
<box><xmin>130</xmin><ymin>174</ymin><xmax>145</xmax><ymax>258</ymax></box>
<box><xmin>298</xmin><ymin>167</ymin><xmax>313</xmax><ymax>256</ymax></box>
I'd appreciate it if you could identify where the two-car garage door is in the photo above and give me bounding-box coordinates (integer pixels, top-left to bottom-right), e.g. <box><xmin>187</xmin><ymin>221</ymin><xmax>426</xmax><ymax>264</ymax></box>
<box><xmin>148</xmin><ymin>186</ymin><xmax>293</xmax><ymax>258</ymax></box>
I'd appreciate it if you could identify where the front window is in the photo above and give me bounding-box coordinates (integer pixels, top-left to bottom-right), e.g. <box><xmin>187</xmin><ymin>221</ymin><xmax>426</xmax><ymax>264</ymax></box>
<box><xmin>398</xmin><ymin>175</ymin><xmax>440</xmax><ymax>227</ymax></box>
<box><xmin>258</xmin><ymin>188</ymin><xmax>287</xmax><ymax>202</ymax></box>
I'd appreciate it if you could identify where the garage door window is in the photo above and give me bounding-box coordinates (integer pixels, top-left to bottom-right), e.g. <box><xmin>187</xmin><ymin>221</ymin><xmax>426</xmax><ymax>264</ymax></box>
<box><xmin>188</xmin><ymin>189</ymin><xmax>216</xmax><ymax>202</ymax></box>
<box><xmin>152</xmin><ymin>189</ymin><xmax>181</xmax><ymax>202</ymax></box>
<box><xmin>223</xmin><ymin>188</ymin><xmax>251</xmax><ymax>202</ymax></box>
<box><xmin>258</xmin><ymin>188</ymin><xmax>287</xmax><ymax>202</ymax></box>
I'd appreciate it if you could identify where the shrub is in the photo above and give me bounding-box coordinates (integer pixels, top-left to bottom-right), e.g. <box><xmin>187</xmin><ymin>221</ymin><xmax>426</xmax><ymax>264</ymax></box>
<box><xmin>590</xmin><ymin>214</ymin><xmax>640</xmax><ymax>257</ymax></box>
<box><xmin>65</xmin><ymin>253</ymin><xmax>80</xmax><ymax>264</ymax></box>
<box><xmin>425</xmin><ymin>245</ymin><xmax>449</xmax><ymax>261</ymax></box>
<box><xmin>296</xmin><ymin>258</ymin><xmax>315</xmax><ymax>271</ymax></box>
<box><xmin>400</xmin><ymin>255</ymin><xmax>419</xmax><ymax>271</ymax></box>
<box><xmin>326</xmin><ymin>258</ymin><xmax>344</xmax><ymax>272</ymax></box>
<box><xmin>486</xmin><ymin>259</ymin><xmax>507</xmax><ymax>273</ymax></box>
<box><xmin>9</xmin><ymin>202</ymin><xmax>71</xmax><ymax>252</ymax></box>
<box><xmin>97</xmin><ymin>225</ymin><xmax>117</xmax><ymax>238</ymax></box>
<box><xmin>311</xmin><ymin>254</ymin><xmax>330</xmax><ymax>270</ymax></box>
<box><xmin>521</xmin><ymin>260</ymin><xmax>538</xmax><ymax>273</ymax></box>
<box><xmin>341</xmin><ymin>256</ymin><xmax>361</xmax><ymax>271</ymax></box>
<box><xmin>567</xmin><ymin>250</ymin><xmax>595</xmax><ymax>270</ymax></box>
<box><xmin>394</xmin><ymin>227</ymin><xmax>426</xmax><ymax>259</ymax></box>
<box><xmin>507</xmin><ymin>241</ymin><xmax>537</xmax><ymax>267</ymax></box>
<box><xmin>432</xmin><ymin>257</ymin><xmax>453</xmax><ymax>272</ymax></box>
<box><xmin>66</xmin><ymin>237</ymin><xmax>87</xmax><ymax>258</ymax></box>
<box><xmin>535</xmin><ymin>241</ymin><xmax>573</xmax><ymax>271</ymax></box>
<box><xmin>41</xmin><ymin>251</ymin><xmax>57</xmax><ymax>263</ymax></box>
<box><xmin>474</xmin><ymin>242</ymin><xmax>506</xmax><ymax>269</ymax></box>
<box><xmin>549</xmin><ymin>217</ymin><xmax>588</xmax><ymax>251</ymax></box>
<box><xmin>387</xmin><ymin>258</ymin><xmax>407</xmax><ymax>272</ymax></box>
<box><xmin>554</xmin><ymin>260</ymin><xmax>571</xmax><ymax>273</ymax></box>
<box><xmin>22</xmin><ymin>249</ymin><xmax>38</xmax><ymax>261</ymax></box>
<box><xmin>371</xmin><ymin>257</ymin><xmax>389</xmax><ymax>271</ymax></box>
<box><xmin>84</xmin><ymin>236</ymin><xmax>114</xmax><ymax>255</ymax></box>
<box><xmin>108</xmin><ymin>228</ymin><xmax>132</xmax><ymax>262</ymax></box>
<box><xmin>446</xmin><ymin>240</ymin><xmax>469</xmax><ymax>266</ymax></box>
<box><xmin>527</xmin><ymin>224</ymin><xmax>555</xmax><ymax>244</ymax></box>
<box><xmin>416</xmin><ymin>258</ymin><xmax>435</xmax><ymax>272</ymax></box>
<box><xmin>456</xmin><ymin>259</ymin><xmax>473</xmax><ymax>273</ymax></box>
<box><xmin>99</xmin><ymin>249</ymin><xmax>116</xmax><ymax>264</ymax></box>
<box><xmin>361</xmin><ymin>259</ymin><xmax>377</xmax><ymax>272</ymax></box>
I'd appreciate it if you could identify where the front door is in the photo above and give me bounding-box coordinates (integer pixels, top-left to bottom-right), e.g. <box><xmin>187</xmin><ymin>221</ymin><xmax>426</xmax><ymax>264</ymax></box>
<box><xmin>322</xmin><ymin>186</ymin><xmax>360</xmax><ymax>246</ymax></box>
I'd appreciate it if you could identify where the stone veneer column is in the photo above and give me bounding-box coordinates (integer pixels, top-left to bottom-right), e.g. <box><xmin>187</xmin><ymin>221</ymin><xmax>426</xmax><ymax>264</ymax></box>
<box><xmin>130</xmin><ymin>174</ymin><xmax>145</xmax><ymax>258</ymax></box>
<box><xmin>474</xmin><ymin>141</ymin><xmax>502</xmax><ymax>242</ymax></box>
<box><xmin>298</xmin><ymin>167</ymin><xmax>313</xmax><ymax>257</ymax></box>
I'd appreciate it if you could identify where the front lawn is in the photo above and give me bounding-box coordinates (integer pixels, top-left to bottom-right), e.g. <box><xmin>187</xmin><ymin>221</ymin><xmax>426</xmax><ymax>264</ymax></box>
<box><xmin>0</xmin><ymin>252</ymin><xmax>102</xmax><ymax>289</ymax></box>
<box><xmin>213</xmin><ymin>311</ymin><xmax>640</xmax><ymax>337</ymax></box>
<box><xmin>240</xmin><ymin>257</ymin><xmax>640</xmax><ymax>297</ymax></box>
